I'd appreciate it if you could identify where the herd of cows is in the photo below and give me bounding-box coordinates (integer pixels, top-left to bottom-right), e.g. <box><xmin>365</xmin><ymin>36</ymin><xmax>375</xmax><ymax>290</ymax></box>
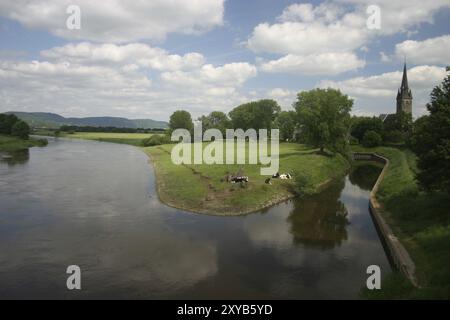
<box><xmin>226</xmin><ymin>172</ymin><xmax>293</xmax><ymax>185</ymax></box>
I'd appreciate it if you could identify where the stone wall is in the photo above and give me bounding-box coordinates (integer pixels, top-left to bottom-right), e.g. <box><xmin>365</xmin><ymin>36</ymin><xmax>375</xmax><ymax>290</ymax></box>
<box><xmin>353</xmin><ymin>152</ymin><xmax>418</xmax><ymax>287</ymax></box>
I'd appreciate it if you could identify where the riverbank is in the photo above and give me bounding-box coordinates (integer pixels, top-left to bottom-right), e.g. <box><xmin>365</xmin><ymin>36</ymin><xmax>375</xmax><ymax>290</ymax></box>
<box><xmin>143</xmin><ymin>143</ymin><xmax>350</xmax><ymax>215</ymax></box>
<box><xmin>354</xmin><ymin>146</ymin><xmax>450</xmax><ymax>299</ymax></box>
<box><xmin>0</xmin><ymin>134</ymin><xmax>47</xmax><ymax>152</ymax></box>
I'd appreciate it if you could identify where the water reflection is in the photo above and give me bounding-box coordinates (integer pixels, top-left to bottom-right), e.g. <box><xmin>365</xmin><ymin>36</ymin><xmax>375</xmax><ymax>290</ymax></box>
<box><xmin>288</xmin><ymin>181</ymin><xmax>350</xmax><ymax>249</ymax></box>
<box><xmin>0</xmin><ymin>149</ymin><xmax>30</xmax><ymax>166</ymax></box>
<box><xmin>349</xmin><ymin>164</ymin><xmax>383</xmax><ymax>191</ymax></box>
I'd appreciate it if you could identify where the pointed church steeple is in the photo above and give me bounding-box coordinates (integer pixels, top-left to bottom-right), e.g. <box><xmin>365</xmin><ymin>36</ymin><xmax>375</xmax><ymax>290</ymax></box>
<box><xmin>401</xmin><ymin>63</ymin><xmax>409</xmax><ymax>91</ymax></box>
<box><xmin>396</xmin><ymin>62</ymin><xmax>412</xmax><ymax>114</ymax></box>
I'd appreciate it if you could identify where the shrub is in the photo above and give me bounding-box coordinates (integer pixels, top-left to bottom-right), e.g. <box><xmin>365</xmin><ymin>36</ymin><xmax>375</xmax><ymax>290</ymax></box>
<box><xmin>143</xmin><ymin>134</ymin><xmax>170</xmax><ymax>146</ymax></box>
<box><xmin>362</xmin><ymin>130</ymin><xmax>382</xmax><ymax>148</ymax></box>
<box><xmin>293</xmin><ymin>171</ymin><xmax>314</xmax><ymax>196</ymax></box>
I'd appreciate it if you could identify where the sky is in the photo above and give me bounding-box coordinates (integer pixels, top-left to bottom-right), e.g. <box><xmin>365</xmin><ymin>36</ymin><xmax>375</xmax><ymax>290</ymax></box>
<box><xmin>0</xmin><ymin>0</ymin><xmax>449</xmax><ymax>121</ymax></box>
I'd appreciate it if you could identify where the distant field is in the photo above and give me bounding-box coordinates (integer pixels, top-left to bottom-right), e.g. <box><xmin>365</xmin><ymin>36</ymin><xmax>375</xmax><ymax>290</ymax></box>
<box><xmin>144</xmin><ymin>142</ymin><xmax>350</xmax><ymax>215</ymax></box>
<box><xmin>60</xmin><ymin>132</ymin><xmax>158</xmax><ymax>146</ymax></box>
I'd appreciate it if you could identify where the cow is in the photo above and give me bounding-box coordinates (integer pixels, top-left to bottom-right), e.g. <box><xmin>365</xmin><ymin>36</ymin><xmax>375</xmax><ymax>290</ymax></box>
<box><xmin>272</xmin><ymin>172</ymin><xmax>292</xmax><ymax>179</ymax></box>
<box><xmin>230</xmin><ymin>176</ymin><xmax>249</xmax><ymax>183</ymax></box>
<box><xmin>279</xmin><ymin>173</ymin><xmax>292</xmax><ymax>180</ymax></box>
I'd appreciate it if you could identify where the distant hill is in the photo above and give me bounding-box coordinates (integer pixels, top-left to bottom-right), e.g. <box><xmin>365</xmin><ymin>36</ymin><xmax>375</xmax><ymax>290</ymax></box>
<box><xmin>6</xmin><ymin>112</ymin><xmax>168</xmax><ymax>129</ymax></box>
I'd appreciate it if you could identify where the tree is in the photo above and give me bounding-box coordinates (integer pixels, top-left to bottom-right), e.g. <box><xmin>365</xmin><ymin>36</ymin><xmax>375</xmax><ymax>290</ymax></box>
<box><xmin>383</xmin><ymin>112</ymin><xmax>412</xmax><ymax>143</ymax></box>
<box><xmin>11</xmin><ymin>120</ymin><xmax>30</xmax><ymax>139</ymax></box>
<box><xmin>198</xmin><ymin>111</ymin><xmax>231</xmax><ymax>135</ymax></box>
<box><xmin>410</xmin><ymin>67</ymin><xmax>450</xmax><ymax>192</ymax></box>
<box><xmin>169</xmin><ymin>110</ymin><xmax>193</xmax><ymax>133</ymax></box>
<box><xmin>229</xmin><ymin>99</ymin><xmax>281</xmax><ymax>131</ymax></box>
<box><xmin>351</xmin><ymin>116</ymin><xmax>383</xmax><ymax>141</ymax></box>
<box><xmin>274</xmin><ymin>111</ymin><xmax>296</xmax><ymax>141</ymax></box>
<box><xmin>362</xmin><ymin>130</ymin><xmax>382</xmax><ymax>148</ymax></box>
<box><xmin>0</xmin><ymin>113</ymin><xmax>20</xmax><ymax>135</ymax></box>
<box><xmin>294</xmin><ymin>88</ymin><xmax>352</xmax><ymax>154</ymax></box>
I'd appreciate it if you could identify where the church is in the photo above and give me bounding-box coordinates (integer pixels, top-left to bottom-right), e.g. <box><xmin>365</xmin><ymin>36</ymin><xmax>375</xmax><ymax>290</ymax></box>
<box><xmin>379</xmin><ymin>63</ymin><xmax>413</xmax><ymax>122</ymax></box>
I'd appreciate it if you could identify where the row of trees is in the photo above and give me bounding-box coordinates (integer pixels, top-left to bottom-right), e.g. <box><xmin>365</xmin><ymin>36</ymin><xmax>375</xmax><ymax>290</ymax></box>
<box><xmin>0</xmin><ymin>113</ymin><xmax>30</xmax><ymax>139</ymax></box>
<box><xmin>350</xmin><ymin>111</ymin><xmax>412</xmax><ymax>148</ymax></box>
<box><xmin>60</xmin><ymin>125</ymin><xmax>166</xmax><ymax>134</ymax></box>
<box><xmin>168</xmin><ymin>88</ymin><xmax>354</xmax><ymax>156</ymax></box>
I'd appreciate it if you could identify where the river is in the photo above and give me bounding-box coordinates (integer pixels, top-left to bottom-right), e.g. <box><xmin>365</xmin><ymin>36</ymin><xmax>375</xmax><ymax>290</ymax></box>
<box><xmin>0</xmin><ymin>137</ymin><xmax>391</xmax><ymax>299</ymax></box>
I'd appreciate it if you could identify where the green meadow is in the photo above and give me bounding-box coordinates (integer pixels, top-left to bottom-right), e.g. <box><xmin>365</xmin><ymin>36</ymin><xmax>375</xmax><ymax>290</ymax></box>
<box><xmin>144</xmin><ymin>142</ymin><xmax>350</xmax><ymax>215</ymax></box>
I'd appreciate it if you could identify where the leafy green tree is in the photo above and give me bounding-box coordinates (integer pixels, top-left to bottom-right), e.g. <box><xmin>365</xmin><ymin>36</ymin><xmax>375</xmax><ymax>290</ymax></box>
<box><xmin>362</xmin><ymin>130</ymin><xmax>382</xmax><ymax>148</ymax></box>
<box><xmin>229</xmin><ymin>99</ymin><xmax>281</xmax><ymax>131</ymax></box>
<box><xmin>169</xmin><ymin>110</ymin><xmax>193</xmax><ymax>132</ymax></box>
<box><xmin>274</xmin><ymin>111</ymin><xmax>296</xmax><ymax>141</ymax></box>
<box><xmin>198</xmin><ymin>111</ymin><xmax>231</xmax><ymax>135</ymax></box>
<box><xmin>294</xmin><ymin>88</ymin><xmax>353</xmax><ymax>154</ymax></box>
<box><xmin>0</xmin><ymin>113</ymin><xmax>20</xmax><ymax>135</ymax></box>
<box><xmin>410</xmin><ymin>67</ymin><xmax>450</xmax><ymax>192</ymax></box>
<box><xmin>383</xmin><ymin>112</ymin><xmax>412</xmax><ymax>143</ymax></box>
<box><xmin>11</xmin><ymin>120</ymin><xmax>30</xmax><ymax>139</ymax></box>
<box><xmin>351</xmin><ymin>116</ymin><xmax>383</xmax><ymax>141</ymax></box>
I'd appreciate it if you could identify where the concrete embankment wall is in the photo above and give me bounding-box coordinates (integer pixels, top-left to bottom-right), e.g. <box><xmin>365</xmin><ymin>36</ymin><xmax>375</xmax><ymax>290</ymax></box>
<box><xmin>353</xmin><ymin>152</ymin><xmax>418</xmax><ymax>287</ymax></box>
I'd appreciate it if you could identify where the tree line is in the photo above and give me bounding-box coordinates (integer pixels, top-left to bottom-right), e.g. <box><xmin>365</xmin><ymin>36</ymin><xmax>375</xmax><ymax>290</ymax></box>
<box><xmin>59</xmin><ymin>125</ymin><xmax>166</xmax><ymax>134</ymax></box>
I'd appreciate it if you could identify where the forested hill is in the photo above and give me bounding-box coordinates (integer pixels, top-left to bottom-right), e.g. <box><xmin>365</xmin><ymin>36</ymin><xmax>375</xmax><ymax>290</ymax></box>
<box><xmin>6</xmin><ymin>112</ymin><xmax>168</xmax><ymax>129</ymax></box>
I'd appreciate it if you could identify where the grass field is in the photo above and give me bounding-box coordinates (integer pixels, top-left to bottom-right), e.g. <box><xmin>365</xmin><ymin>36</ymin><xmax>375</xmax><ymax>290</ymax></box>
<box><xmin>0</xmin><ymin>134</ymin><xmax>47</xmax><ymax>152</ymax></box>
<box><xmin>352</xmin><ymin>146</ymin><xmax>450</xmax><ymax>299</ymax></box>
<box><xmin>144</xmin><ymin>142</ymin><xmax>350</xmax><ymax>215</ymax></box>
<box><xmin>60</xmin><ymin>132</ymin><xmax>157</xmax><ymax>146</ymax></box>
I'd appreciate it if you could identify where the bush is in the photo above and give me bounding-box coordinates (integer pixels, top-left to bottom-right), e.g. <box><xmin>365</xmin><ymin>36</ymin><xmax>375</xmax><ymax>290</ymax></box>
<box><xmin>362</xmin><ymin>130</ymin><xmax>382</xmax><ymax>148</ymax></box>
<box><xmin>293</xmin><ymin>171</ymin><xmax>314</xmax><ymax>196</ymax></box>
<box><xmin>349</xmin><ymin>136</ymin><xmax>359</xmax><ymax>145</ymax></box>
<box><xmin>143</xmin><ymin>134</ymin><xmax>170</xmax><ymax>146</ymax></box>
<box><xmin>11</xmin><ymin>120</ymin><xmax>30</xmax><ymax>139</ymax></box>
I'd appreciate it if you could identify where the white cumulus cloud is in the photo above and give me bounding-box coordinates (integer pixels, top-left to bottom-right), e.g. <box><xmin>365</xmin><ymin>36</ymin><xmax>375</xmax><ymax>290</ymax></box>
<box><xmin>319</xmin><ymin>65</ymin><xmax>448</xmax><ymax>116</ymax></box>
<box><xmin>0</xmin><ymin>0</ymin><xmax>225</xmax><ymax>43</ymax></box>
<box><xmin>395</xmin><ymin>35</ymin><xmax>450</xmax><ymax>65</ymax></box>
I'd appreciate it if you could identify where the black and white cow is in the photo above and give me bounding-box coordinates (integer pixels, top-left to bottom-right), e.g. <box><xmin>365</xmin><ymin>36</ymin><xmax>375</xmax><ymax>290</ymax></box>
<box><xmin>230</xmin><ymin>176</ymin><xmax>249</xmax><ymax>183</ymax></box>
<box><xmin>279</xmin><ymin>173</ymin><xmax>292</xmax><ymax>180</ymax></box>
<box><xmin>272</xmin><ymin>172</ymin><xmax>292</xmax><ymax>179</ymax></box>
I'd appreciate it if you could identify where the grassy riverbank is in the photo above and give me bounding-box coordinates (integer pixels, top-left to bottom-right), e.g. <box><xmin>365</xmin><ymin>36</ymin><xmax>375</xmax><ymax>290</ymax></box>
<box><xmin>58</xmin><ymin>132</ymin><xmax>157</xmax><ymax>146</ymax></box>
<box><xmin>0</xmin><ymin>134</ymin><xmax>47</xmax><ymax>152</ymax></box>
<box><xmin>354</xmin><ymin>146</ymin><xmax>450</xmax><ymax>299</ymax></box>
<box><xmin>144</xmin><ymin>143</ymin><xmax>350</xmax><ymax>215</ymax></box>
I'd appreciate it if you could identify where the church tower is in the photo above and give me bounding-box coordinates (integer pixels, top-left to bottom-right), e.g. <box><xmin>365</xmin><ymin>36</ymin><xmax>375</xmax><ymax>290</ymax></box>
<box><xmin>396</xmin><ymin>63</ymin><xmax>413</xmax><ymax>114</ymax></box>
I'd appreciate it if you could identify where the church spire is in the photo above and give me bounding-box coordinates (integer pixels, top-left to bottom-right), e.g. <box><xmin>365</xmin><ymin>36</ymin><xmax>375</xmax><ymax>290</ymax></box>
<box><xmin>401</xmin><ymin>62</ymin><xmax>409</xmax><ymax>91</ymax></box>
<box><xmin>396</xmin><ymin>62</ymin><xmax>412</xmax><ymax>114</ymax></box>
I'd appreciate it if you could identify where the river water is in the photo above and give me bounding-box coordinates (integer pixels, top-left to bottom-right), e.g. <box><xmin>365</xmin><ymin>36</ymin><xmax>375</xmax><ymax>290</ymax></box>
<box><xmin>0</xmin><ymin>138</ymin><xmax>391</xmax><ymax>299</ymax></box>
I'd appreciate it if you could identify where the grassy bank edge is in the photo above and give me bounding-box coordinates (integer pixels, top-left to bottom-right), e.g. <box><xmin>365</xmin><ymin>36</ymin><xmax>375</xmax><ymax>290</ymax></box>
<box><xmin>0</xmin><ymin>134</ymin><xmax>47</xmax><ymax>152</ymax></box>
<box><xmin>354</xmin><ymin>146</ymin><xmax>450</xmax><ymax>299</ymax></box>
